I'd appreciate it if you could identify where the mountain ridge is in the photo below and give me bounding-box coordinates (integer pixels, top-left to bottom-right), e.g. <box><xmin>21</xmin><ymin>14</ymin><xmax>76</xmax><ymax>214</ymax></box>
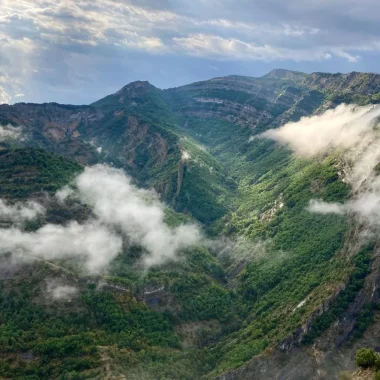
<box><xmin>1</xmin><ymin>69</ymin><xmax>380</xmax><ymax>379</ymax></box>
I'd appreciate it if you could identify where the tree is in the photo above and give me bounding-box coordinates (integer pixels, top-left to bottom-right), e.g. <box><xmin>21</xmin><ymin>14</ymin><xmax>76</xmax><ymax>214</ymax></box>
<box><xmin>356</xmin><ymin>348</ymin><xmax>377</xmax><ymax>368</ymax></box>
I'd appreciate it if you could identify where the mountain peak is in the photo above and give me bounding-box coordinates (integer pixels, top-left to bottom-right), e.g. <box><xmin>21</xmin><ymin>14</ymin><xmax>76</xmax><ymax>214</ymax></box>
<box><xmin>117</xmin><ymin>80</ymin><xmax>155</xmax><ymax>95</ymax></box>
<box><xmin>263</xmin><ymin>68</ymin><xmax>307</xmax><ymax>79</ymax></box>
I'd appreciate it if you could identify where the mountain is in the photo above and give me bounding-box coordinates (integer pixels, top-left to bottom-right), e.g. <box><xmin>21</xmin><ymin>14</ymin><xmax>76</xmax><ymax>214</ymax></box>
<box><xmin>1</xmin><ymin>69</ymin><xmax>380</xmax><ymax>379</ymax></box>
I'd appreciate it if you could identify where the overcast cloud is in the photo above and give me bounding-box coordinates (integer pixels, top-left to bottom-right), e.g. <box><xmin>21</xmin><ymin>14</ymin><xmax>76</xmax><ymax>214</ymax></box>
<box><xmin>1</xmin><ymin>0</ymin><xmax>380</xmax><ymax>103</ymax></box>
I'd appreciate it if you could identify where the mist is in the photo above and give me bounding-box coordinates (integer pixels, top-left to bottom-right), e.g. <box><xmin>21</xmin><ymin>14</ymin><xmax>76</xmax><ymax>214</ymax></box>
<box><xmin>262</xmin><ymin>104</ymin><xmax>380</xmax><ymax>227</ymax></box>
<box><xmin>0</xmin><ymin>221</ymin><xmax>122</xmax><ymax>273</ymax></box>
<box><xmin>59</xmin><ymin>165</ymin><xmax>202</xmax><ymax>267</ymax></box>
<box><xmin>0</xmin><ymin>199</ymin><xmax>45</xmax><ymax>222</ymax></box>
<box><xmin>262</xmin><ymin>104</ymin><xmax>380</xmax><ymax>159</ymax></box>
<box><xmin>0</xmin><ymin>164</ymin><xmax>202</xmax><ymax>274</ymax></box>
<box><xmin>0</xmin><ymin>124</ymin><xmax>23</xmax><ymax>140</ymax></box>
<box><xmin>47</xmin><ymin>280</ymin><xmax>78</xmax><ymax>300</ymax></box>
<box><xmin>307</xmin><ymin>199</ymin><xmax>346</xmax><ymax>215</ymax></box>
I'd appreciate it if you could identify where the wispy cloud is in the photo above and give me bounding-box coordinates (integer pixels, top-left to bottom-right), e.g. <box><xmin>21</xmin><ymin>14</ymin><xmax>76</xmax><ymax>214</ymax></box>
<box><xmin>0</xmin><ymin>164</ymin><xmax>201</xmax><ymax>273</ymax></box>
<box><xmin>0</xmin><ymin>199</ymin><xmax>45</xmax><ymax>222</ymax></box>
<box><xmin>263</xmin><ymin>104</ymin><xmax>380</xmax><ymax>228</ymax></box>
<box><xmin>60</xmin><ymin>165</ymin><xmax>202</xmax><ymax>267</ymax></box>
<box><xmin>0</xmin><ymin>124</ymin><xmax>23</xmax><ymax>140</ymax></box>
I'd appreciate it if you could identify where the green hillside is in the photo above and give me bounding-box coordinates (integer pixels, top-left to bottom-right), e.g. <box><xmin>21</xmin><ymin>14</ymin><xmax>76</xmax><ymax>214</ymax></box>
<box><xmin>1</xmin><ymin>70</ymin><xmax>380</xmax><ymax>379</ymax></box>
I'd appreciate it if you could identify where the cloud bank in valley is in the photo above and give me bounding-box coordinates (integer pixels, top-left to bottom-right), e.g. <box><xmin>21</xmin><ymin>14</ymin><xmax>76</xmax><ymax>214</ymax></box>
<box><xmin>262</xmin><ymin>104</ymin><xmax>380</xmax><ymax>159</ymax></box>
<box><xmin>0</xmin><ymin>164</ymin><xmax>201</xmax><ymax>273</ymax></box>
<box><xmin>0</xmin><ymin>221</ymin><xmax>122</xmax><ymax>273</ymax></box>
<box><xmin>262</xmin><ymin>104</ymin><xmax>380</xmax><ymax>226</ymax></box>
<box><xmin>60</xmin><ymin>165</ymin><xmax>202</xmax><ymax>267</ymax></box>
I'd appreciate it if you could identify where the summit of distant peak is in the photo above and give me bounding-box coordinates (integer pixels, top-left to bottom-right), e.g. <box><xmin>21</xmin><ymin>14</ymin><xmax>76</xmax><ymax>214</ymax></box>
<box><xmin>263</xmin><ymin>68</ymin><xmax>307</xmax><ymax>79</ymax></box>
<box><xmin>116</xmin><ymin>80</ymin><xmax>156</xmax><ymax>94</ymax></box>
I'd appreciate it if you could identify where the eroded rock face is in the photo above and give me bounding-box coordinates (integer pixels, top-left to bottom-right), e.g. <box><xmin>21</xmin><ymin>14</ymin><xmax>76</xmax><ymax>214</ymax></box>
<box><xmin>216</xmin><ymin>239</ymin><xmax>380</xmax><ymax>380</ymax></box>
<box><xmin>0</xmin><ymin>103</ymin><xmax>102</xmax><ymax>142</ymax></box>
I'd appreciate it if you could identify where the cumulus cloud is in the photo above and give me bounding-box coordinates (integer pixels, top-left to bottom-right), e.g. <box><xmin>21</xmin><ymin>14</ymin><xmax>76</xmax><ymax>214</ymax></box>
<box><xmin>62</xmin><ymin>165</ymin><xmax>202</xmax><ymax>267</ymax></box>
<box><xmin>0</xmin><ymin>221</ymin><xmax>122</xmax><ymax>273</ymax></box>
<box><xmin>263</xmin><ymin>104</ymin><xmax>380</xmax><ymax>227</ymax></box>
<box><xmin>0</xmin><ymin>124</ymin><xmax>22</xmax><ymax>140</ymax></box>
<box><xmin>0</xmin><ymin>199</ymin><xmax>45</xmax><ymax>222</ymax></box>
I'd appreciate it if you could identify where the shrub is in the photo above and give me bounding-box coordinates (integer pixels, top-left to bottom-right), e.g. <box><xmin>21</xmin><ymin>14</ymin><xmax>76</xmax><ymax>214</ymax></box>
<box><xmin>356</xmin><ymin>348</ymin><xmax>377</xmax><ymax>368</ymax></box>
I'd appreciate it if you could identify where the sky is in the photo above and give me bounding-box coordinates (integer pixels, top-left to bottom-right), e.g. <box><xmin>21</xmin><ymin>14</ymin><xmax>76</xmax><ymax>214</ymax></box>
<box><xmin>1</xmin><ymin>0</ymin><xmax>380</xmax><ymax>105</ymax></box>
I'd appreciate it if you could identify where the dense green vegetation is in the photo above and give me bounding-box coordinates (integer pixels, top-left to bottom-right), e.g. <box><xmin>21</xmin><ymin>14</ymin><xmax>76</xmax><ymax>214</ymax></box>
<box><xmin>304</xmin><ymin>244</ymin><xmax>374</xmax><ymax>343</ymax></box>
<box><xmin>0</xmin><ymin>268</ymin><xmax>198</xmax><ymax>380</ymax></box>
<box><xmin>1</xmin><ymin>70</ymin><xmax>380</xmax><ymax>379</ymax></box>
<box><xmin>0</xmin><ymin>148</ymin><xmax>82</xmax><ymax>198</ymax></box>
<box><xmin>355</xmin><ymin>348</ymin><xmax>380</xmax><ymax>379</ymax></box>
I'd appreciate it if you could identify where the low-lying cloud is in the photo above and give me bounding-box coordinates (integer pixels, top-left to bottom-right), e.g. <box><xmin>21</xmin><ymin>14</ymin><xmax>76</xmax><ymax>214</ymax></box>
<box><xmin>0</xmin><ymin>164</ymin><xmax>201</xmax><ymax>273</ymax></box>
<box><xmin>0</xmin><ymin>199</ymin><xmax>45</xmax><ymax>222</ymax></box>
<box><xmin>47</xmin><ymin>280</ymin><xmax>78</xmax><ymax>300</ymax></box>
<box><xmin>0</xmin><ymin>124</ymin><xmax>23</xmax><ymax>140</ymax></box>
<box><xmin>0</xmin><ymin>221</ymin><xmax>122</xmax><ymax>273</ymax></box>
<box><xmin>263</xmin><ymin>104</ymin><xmax>380</xmax><ymax>227</ymax></box>
<box><xmin>262</xmin><ymin>104</ymin><xmax>380</xmax><ymax>159</ymax></box>
<box><xmin>307</xmin><ymin>199</ymin><xmax>346</xmax><ymax>215</ymax></box>
<box><xmin>60</xmin><ymin>165</ymin><xmax>202</xmax><ymax>267</ymax></box>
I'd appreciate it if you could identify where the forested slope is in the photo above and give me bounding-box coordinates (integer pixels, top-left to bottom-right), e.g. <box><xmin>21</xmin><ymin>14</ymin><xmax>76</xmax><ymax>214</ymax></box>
<box><xmin>0</xmin><ymin>69</ymin><xmax>380</xmax><ymax>379</ymax></box>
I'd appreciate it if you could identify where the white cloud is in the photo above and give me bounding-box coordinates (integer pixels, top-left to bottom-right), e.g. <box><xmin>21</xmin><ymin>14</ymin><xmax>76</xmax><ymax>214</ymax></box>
<box><xmin>1</xmin><ymin>0</ymin><xmax>380</xmax><ymax>103</ymax></box>
<box><xmin>0</xmin><ymin>221</ymin><xmax>122</xmax><ymax>273</ymax></box>
<box><xmin>263</xmin><ymin>104</ymin><xmax>380</xmax><ymax>228</ymax></box>
<box><xmin>47</xmin><ymin>280</ymin><xmax>78</xmax><ymax>300</ymax></box>
<box><xmin>181</xmin><ymin>150</ymin><xmax>190</xmax><ymax>161</ymax></box>
<box><xmin>262</xmin><ymin>104</ymin><xmax>380</xmax><ymax>159</ymax></box>
<box><xmin>67</xmin><ymin>165</ymin><xmax>202</xmax><ymax>267</ymax></box>
<box><xmin>307</xmin><ymin>199</ymin><xmax>346</xmax><ymax>215</ymax></box>
<box><xmin>172</xmin><ymin>34</ymin><xmax>333</xmax><ymax>61</ymax></box>
<box><xmin>0</xmin><ymin>124</ymin><xmax>23</xmax><ymax>140</ymax></box>
<box><xmin>0</xmin><ymin>199</ymin><xmax>45</xmax><ymax>222</ymax></box>
<box><xmin>0</xmin><ymin>90</ymin><xmax>10</xmax><ymax>104</ymax></box>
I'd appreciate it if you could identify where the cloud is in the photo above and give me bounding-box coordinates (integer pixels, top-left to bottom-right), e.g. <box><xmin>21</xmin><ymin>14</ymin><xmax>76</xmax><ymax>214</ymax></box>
<box><xmin>47</xmin><ymin>280</ymin><xmax>78</xmax><ymax>300</ymax></box>
<box><xmin>0</xmin><ymin>221</ymin><xmax>122</xmax><ymax>273</ymax></box>
<box><xmin>172</xmin><ymin>34</ymin><xmax>332</xmax><ymax>61</ymax></box>
<box><xmin>262</xmin><ymin>104</ymin><xmax>380</xmax><ymax>158</ymax></box>
<box><xmin>1</xmin><ymin>164</ymin><xmax>201</xmax><ymax>272</ymax></box>
<box><xmin>0</xmin><ymin>90</ymin><xmax>10</xmax><ymax>104</ymax></box>
<box><xmin>3</xmin><ymin>0</ymin><xmax>380</xmax><ymax>104</ymax></box>
<box><xmin>181</xmin><ymin>150</ymin><xmax>190</xmax><ymax>161</ymax></box>
<box><xmin>0</xmin><ymin>199</ymin><xmax>45</xmax><ymax>222</ymax></box>
<box><xmin>307</xmin><ymin>199</ymin><xmax>346</xmax><ymax>215</ymax></box>
<box><xmin>0</xmin><ymin>124</ymin><xmax>23</xmax><ymax>140</ymax></box>
<box><xmin>61</xmin><ymin>165</ymin><xmax>202</xmax><ymax>267</ymax></box>
<box><xmin>263</xmin><ymin>103</ymin><xmax>380</xmax><ymax>227</ymax></box>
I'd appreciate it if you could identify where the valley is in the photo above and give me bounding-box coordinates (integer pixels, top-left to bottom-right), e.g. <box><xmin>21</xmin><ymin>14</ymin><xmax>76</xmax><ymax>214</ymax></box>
<box><xmin>1</xmin><ymin>69</ymin><xmax>380</xmax><ymax>379</ymax></box>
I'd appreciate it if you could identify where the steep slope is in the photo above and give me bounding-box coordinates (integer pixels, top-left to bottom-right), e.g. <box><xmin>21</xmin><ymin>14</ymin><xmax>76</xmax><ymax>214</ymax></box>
<box><xmin>1</xmin><ymin>70</ymin><xmax>380</xmax><ymax>379</ymax></box>
<box><xmin>0</xmin><ymin>149</ymin><xmax>234</xmax><ymax>379</ymax></box>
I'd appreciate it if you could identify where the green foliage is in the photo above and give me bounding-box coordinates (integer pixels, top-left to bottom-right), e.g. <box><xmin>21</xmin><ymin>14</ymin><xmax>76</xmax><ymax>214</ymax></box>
<box><xmin>0</xmin><ymin>272</ymin><xmax>183</xmax><ymax>379</ymax></box>
<box><xmin>356</xmin><ymin>348</ymin><xmax>377</xmax><ymax>368</ymax></box>
<box><xmin>0</xmin><ymin>148</ymin><xmax>82</xmax><ymax>198</ymax></box>
<box><xmin>304</xmin><ymin>244</ymin><xmax>374</xmax><ymax>343</ymax></box>
<box><xmin>3</xmin><ymin>71</ymin><xmax>380</xmax><ymax>379</ymax></box>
